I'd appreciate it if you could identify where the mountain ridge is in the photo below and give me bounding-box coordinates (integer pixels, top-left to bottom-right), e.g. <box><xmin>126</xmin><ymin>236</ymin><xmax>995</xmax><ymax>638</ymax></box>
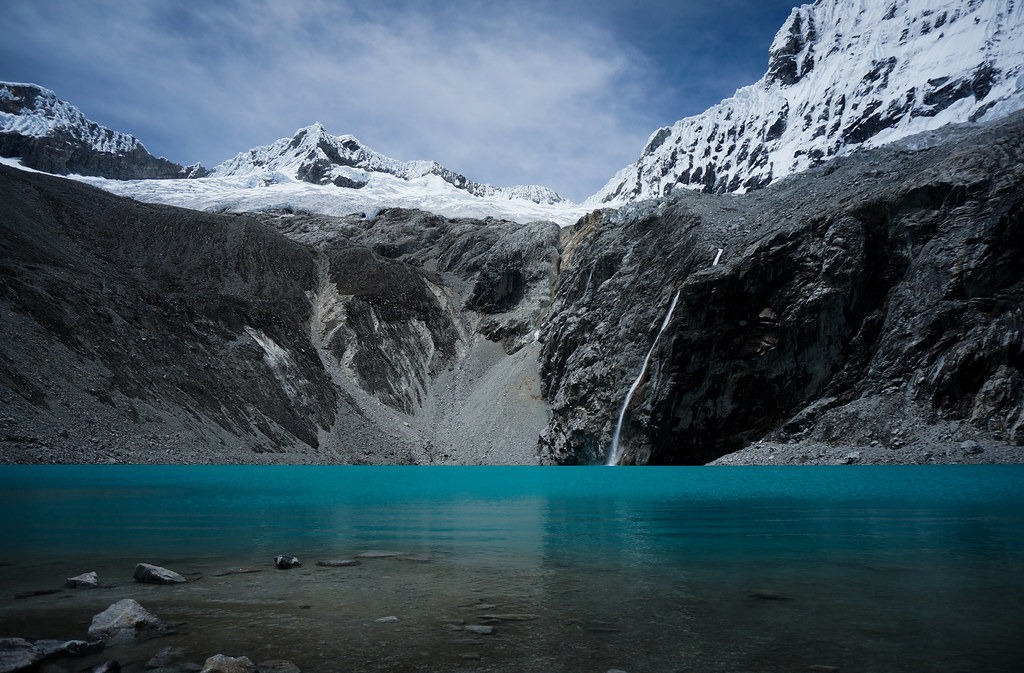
<box><xmin>0</xmin><ymin>81</ymin><xmax>206</xmax><ymax>180</ymax></box>
<box><xmin>589</xmin><ymin>0</ymin><xmax>1024</xmax><ymax>205</ymax></box>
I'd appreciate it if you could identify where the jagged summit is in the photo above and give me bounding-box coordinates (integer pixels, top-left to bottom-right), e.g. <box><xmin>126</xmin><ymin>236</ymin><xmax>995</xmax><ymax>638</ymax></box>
<box><xmin>590</xmin><ymin>0</ymin><xmax>1024</xmax><ymax>205</ymax></box>
<box><xmin>213</xmin><ymin>123</ymin><xmax>567</xmax><ymax>205</ymax></box>
<box><xmin>0</xmin><ymin>81</ymin><xmax>205</xmax><ymax>179</ymax></box>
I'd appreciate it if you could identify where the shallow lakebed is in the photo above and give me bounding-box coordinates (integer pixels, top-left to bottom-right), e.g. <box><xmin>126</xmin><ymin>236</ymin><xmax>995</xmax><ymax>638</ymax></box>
<box><xmin>2</xmin><ymin>466</ymin><xmax>1023</xmax><ymax>672</ymax></box>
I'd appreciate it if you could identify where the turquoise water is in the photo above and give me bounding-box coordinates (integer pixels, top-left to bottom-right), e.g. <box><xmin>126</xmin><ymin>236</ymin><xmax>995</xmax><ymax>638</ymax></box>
<box><xmin>2</xmin><ymin>466</ymin><xmax>1023</xmax><ymax>672</ymax></box>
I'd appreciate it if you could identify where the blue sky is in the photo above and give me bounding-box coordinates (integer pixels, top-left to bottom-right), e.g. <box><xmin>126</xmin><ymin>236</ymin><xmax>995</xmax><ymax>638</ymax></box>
<box><xmin>2</xmin><ymin>0</ymin><xmax>803</xmax><ymax>200</ymax></box>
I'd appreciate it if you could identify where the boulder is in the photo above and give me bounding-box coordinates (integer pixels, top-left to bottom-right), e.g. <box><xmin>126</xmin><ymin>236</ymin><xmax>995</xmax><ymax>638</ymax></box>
<box><xmin>273</xmin><ymin>556</ymin><xmax>301</xmax><ymax>570</ymax></box>
<box><xmin>199</xmin><ymin>655</ymin><xmax>257</xmax><ymax>673</ymax></box>
<box><xmin>134</xmin><ymin>563</ymin><xmax>187</xmax><ymax>584</ymax></box>
<box><xmin>65</xmin><ymin>571</ymin><xmax>99</xmax><ymax>588</ymax></box>
<box><xmin>87</xmin><ymin>599</ymin><xmax>165</xmax><ymax>643</ymax></box>
<box><xmin>0</xmin><ymin>638</ymin><xmax>41</xmax><ymax>673</ymax></box>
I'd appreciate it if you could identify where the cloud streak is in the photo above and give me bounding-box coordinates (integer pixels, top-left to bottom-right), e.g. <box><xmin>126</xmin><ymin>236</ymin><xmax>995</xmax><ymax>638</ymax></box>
<box><xmin>2</xmin><ymin>0</ymin><xmax>798</xmax><ymax>200</ymax></box>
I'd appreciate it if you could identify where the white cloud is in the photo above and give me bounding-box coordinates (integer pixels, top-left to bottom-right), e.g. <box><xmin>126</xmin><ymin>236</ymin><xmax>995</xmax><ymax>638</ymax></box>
<box><xmin>4</xmin><ymin>0</ymin><xmax>661</xmax><ymax>200</ymax></box>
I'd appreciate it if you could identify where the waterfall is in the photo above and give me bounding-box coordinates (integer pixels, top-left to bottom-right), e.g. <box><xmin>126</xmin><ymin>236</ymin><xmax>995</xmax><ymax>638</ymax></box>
<box><xmin>606</xmin><ymin>248</ymin><xmax>723</xmax><ymax>465</ymax></box>
<box><xmin>606</xmin><ymin>290</ymin><xmax>681</xmax><ymax>466</ymax></box>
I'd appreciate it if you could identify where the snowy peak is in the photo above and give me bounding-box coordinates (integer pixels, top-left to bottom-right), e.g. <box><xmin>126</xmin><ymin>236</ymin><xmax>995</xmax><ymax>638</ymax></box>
<box><xmin>213</xmin><ymin>124</ymin><xmax>568</xmax><ymax>205</ymax></box>
<box><xmin>590</xmin><ymin>0</ymin><xmax>1024</xmax><ymax>204</ymax></box>
<box><xmin>0</xmin><ymin>81</ymin><xmax>205</xmax><ymax>179</ymax></box>
<box><xmin>1</xmin><ymin>82</ymin><xmax>142</xmax><ymax>154</ymax></box>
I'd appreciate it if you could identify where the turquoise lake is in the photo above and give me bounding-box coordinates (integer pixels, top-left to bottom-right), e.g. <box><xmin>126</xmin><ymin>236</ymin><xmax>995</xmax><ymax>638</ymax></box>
<box><xmin>1</xmin><ymin>465</ymin><xmax>1023</xmax><ymax>672</ymax></box>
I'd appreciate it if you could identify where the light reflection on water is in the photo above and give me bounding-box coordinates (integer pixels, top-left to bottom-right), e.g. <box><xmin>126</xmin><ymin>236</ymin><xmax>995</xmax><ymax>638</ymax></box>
<box><xmin>1</xmin><ymin>465</ymin><xmax>1023</xmax><ymax>672</ymax></box>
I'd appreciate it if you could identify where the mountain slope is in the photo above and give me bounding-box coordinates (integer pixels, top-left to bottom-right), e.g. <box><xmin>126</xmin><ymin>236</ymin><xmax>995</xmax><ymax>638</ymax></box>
<box><xmin>591</xmin><ymin>0</ymin><xmax>1024</xmax><ymax>204</ymax></box>
<box><xmin>542</xmin><ymin>110</ymin><xmax>1024</xmax><ymax>465</ymax></box>
<box><xmin>0</xmin><ymin>82</ymin><xmax>205</xmax><ymax>179</ymax></box>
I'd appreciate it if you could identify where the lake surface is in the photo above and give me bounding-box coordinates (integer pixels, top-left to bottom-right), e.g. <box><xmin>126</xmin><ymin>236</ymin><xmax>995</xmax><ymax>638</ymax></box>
<box><xmin>1</xmin><ymin>466</ymin><xmax>1023</xmax><ymax>672</ymax></box>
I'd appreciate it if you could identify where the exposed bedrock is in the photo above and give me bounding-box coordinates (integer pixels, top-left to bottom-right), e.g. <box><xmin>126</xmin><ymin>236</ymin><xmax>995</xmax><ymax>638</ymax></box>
<box><xmin>540</xmin><ymin>112</ymin><xmax>1024</xmax><ymax>464</ymax></box>
<box><xmin>0</xmin><ymin>169</ymin><xmax>560</xmax><ymax>463</ymax></box>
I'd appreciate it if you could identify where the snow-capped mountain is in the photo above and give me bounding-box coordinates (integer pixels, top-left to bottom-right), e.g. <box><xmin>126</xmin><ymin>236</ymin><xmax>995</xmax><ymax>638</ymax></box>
<box><xmin>213</xmin><ymin>123</ymin><xmax>567</xmax><ymax>205</ymax></box>
<box><xmin>590</xmin><ymin>0</ymin><xmax>1024</xmax><ymax>204</ymax></box>
<box><xmin>0</xmin><ymin>82</ymin><xmax>205</xmax><ymax>179</ymax></box>
<box><xmin>62</xmin><ymin>122</ymin><xmax>586</xmax><ymax>225</ymax></box>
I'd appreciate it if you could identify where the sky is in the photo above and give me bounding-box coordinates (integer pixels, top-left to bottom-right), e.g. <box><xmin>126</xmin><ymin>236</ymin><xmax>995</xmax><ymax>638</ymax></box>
<box><xmin>2</xmin><ymin>0</ymin><xmax>805</xmax><ymax>201</ymax></box>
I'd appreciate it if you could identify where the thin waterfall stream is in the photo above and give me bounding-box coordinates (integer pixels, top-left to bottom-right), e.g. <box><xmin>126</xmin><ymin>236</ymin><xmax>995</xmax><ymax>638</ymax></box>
<box><xmin>606</xmin><ymin>248</ymin><xmax>723</xmax><ymax>465</ymax></box>
<box><xmin>606</xmin><ymin>290</ymin><xmax>681</xmax><ymax>465</ymax></box>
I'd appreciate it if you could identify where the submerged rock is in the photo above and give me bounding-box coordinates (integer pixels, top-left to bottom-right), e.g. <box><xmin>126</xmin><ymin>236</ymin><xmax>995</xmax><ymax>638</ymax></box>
<box><xmin>88</xmin><ymin>599</ymin><xmax>165</xmax><ymax>643</ymax></box>
<box><xmin>355</xmin><ymin>551</ymin><xmax>405</xmax><ymax>558</ymax></box>
<box><xmin>256</xmin><ymin>661</ymin><xmax>301</xmax><ymax>673</ymax></box>
<box><xmin>315</xmin><ymin>559</ymin><xmax>360</xmax><ymax>567</ymax></box>
<box><xmin>273</xmin><ymin>556</ymin><xmax>301</xmax><ymax>570</ymax></box>
<box><xmin>146</xmin><ymin>646</ymin><xmax>187</xmax><ymax>669</ymax></box>
<box><xmin>134</xmin><ymin>563</ymin><xmax>186</xmax><ymax>585</ymax></box>
<box><xmin>33</xmin><ymin>639</ymin><xmax>103</xmax><ymax>659</ymax></box>
<box><xmin>65</xmin><ymin>571</ymin><xmax>99</xmax><ymax>588</ymax></box>
<box><xmin>199</xmin><ymin>655</ymin><xmax>256</xmax><ymax>673</ymax></box>
<box><xmin>463</xmin><ymin>625</ymin><xmax>494</xmax><ymax>635</ymax></box>
<box><xmin>0</xmin><ymin>638</ymin><xmax>41</xmax><ymax>673</ymax></box>
<box><xmin>374</xmin><ymin>616</ymin><xmax>399</xmax><ymax>623</ymax></box>
<box><xmin>92</xmin><ymin>662</ymin><xmax>121</xmax><ymax>673</ymax></box>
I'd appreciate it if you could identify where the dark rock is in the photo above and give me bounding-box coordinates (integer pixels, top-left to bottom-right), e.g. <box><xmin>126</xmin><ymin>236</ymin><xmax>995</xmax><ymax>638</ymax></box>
<box><xmin>88</xmin><ymin>599</ymin><xmax>165</xmax><ymax>643</ymax></box>
<box><xmin>14</xmin><ymin>589</ymin><xmax>61</xmax><ymax>599</ymax></box>
<box><xmin>33</xmin><ymin>640</ymin><xmax>103</xmax><ymax>659</ymax></box>
<box><xmin>273</xmin><ymin>556</ymin><xmax>301</xmax><ymax>570</ymax></box>
<box><xmin>146</xmin><ymin>647</ymin><xmax>186</xmax><ymax>669</ymax></box>
<box><xmin>134</xmin><ymin>563</ymin><xmax>186</xmax><ymax>584</ymax></box>
<box><xmin>0</xmin><ymin>638</ymin><xmax>41</xmax><ymax>673</ymax></box>
<box><xmin>65</xmin><ymin>571</ymin><xmax>99</xmax><ymax>588</ymax></box>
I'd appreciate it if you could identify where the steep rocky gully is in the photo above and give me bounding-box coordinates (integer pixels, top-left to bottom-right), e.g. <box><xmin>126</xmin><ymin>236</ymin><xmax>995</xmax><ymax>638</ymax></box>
<box><xmin>1</xmin><ymin>112</ymin><xmax>1021</xmax><ymax>464</ymax></box>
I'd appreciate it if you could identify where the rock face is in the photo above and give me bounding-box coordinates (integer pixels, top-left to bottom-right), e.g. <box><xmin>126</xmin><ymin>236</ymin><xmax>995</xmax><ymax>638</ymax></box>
<box><xmin>87</xmin><ymin>599</ymin><xmax>164</xmax><ymax>643</ymax></box>
<box><xmin>590</xmin><ymin>0</ymin><xmax>1024</xmax><ymax>204</ymax></box>
<box><xmin>0</xmin><ymin>82</ymin><xmax>205</xmax><ymax>180</ymax></box>
<box><xmin>541</xmin><ymin>111</ymin><xmax>1024</xmax><ymax>464</ymax></box>
<box><xmin>0</xmin><ymin>165</ymin><xmax>559</xmax><ymax>464</ymax></box>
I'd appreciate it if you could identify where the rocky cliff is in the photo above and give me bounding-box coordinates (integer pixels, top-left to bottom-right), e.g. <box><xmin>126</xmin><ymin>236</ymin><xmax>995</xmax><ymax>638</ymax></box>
<box><xmin>542</xmin><ymin>111</ymin><xmax>1024</xmax><ymax>464</ymax></box>
<box><xmin>0</xmin><ymin>82</ymin><xmax>206</xmax><ymax>180</ymax></box>
<box><xmin>0</xmin><ymin>165</ymin><xmax>557</xmax><ymax>464</ymax></box>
